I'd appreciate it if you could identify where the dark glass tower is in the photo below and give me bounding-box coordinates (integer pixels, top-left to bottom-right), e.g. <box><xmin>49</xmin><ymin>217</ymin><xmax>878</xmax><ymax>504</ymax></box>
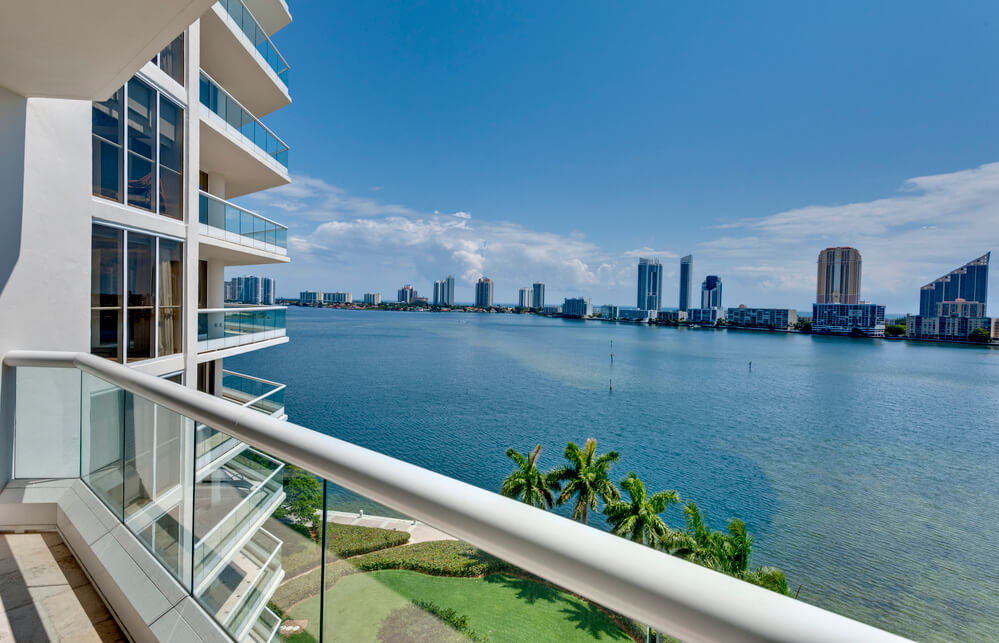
<box><xmin>679</xmin><ymin>255</ymin><xmax>693</xmax><ymax>311</ymax></box>
<box><xmin>918</xmin><ymin>253</ymin><xmax>990</xmax><ymax>317</ymax></box>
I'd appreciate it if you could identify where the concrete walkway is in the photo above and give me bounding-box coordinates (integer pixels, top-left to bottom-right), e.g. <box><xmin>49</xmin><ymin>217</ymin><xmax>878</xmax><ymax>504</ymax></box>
<box><xmin>325</xmin><ymin>511</ymin><xmax>457</xmax><ymax>544</ymax></box>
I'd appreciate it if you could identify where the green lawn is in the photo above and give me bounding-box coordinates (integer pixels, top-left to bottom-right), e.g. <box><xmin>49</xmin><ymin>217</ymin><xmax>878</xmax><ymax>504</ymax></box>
<box><xmin>287</xmin><ymin>570</ymin><xmax>632</xmax><ymax>642</ymax></box>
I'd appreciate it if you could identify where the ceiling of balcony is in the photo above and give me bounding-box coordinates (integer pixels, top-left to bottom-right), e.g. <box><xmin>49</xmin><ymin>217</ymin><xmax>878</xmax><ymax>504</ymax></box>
<box><xmin>0</xmin><ymin>0</ymin><xmax>215</xmax><ymax>100</ymax></box>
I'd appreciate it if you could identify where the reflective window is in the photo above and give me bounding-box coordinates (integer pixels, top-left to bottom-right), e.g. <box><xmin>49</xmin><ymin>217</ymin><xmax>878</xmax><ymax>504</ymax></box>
<box><xmin>92</xmin><ymin>76</ymin><xmax>185</xmax><ymax>219</ymax></box>
<box><xmin>154</xmin><ymin>34</ymin><xmax>185</xmax><ymax>86</ymax></box>
<box><xmin>92</xmin><ymin>88</ymin><xmax>124</xmax><ymax>201</ymax></box>
<box><xmin>92</xmin><ymin>224</ymin><xmax>184</xmax><ymax>363</ymax></box>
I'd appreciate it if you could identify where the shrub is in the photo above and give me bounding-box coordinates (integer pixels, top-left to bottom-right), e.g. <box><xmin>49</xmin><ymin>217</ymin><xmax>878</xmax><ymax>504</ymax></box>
<box><xmin>326</xmin><ymin>522</ymin><xmax>410</xmax><ymax>558</ymax></box>
<box><xmin>354</xmin><ymin>540</ymin><xmax>513</xmax><ymax>577</ymax></box>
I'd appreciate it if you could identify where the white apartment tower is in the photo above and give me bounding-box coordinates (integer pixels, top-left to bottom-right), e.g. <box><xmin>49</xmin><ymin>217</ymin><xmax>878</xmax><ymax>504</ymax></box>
<box><xmin>0</xmin><ymin>1</ymin><xmax>294</xmax><ymax>640</ymax></box>
<box><xmin>518</xmin><ymin>287</ymin><xmax>534</xmax><ymax>309</ymax></box>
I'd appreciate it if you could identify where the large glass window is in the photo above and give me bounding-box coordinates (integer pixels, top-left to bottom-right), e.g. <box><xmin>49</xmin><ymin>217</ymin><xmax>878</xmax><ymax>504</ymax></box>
<box><xmin>92</xmin><ymin>88</ymin><xmax>124</xmax><ymax>201</ymax></box>
<box><xmin>91</xmin><ymin>226</ymin><xmax>123</xmax><ymax>360</ymax></box>
<box><xmin>92</xmin><ymin>224</ymin><xmax>184</xmax><ymax>363</ymax></box>
<box><xmin>153</xmin><ymin>34</ymin><xmax>185</xmax><ymax>86</ymax></box>
<box><xmin>92</xmin><ymin>77</ymin><xmax>185</xmax><ymax>219</ymax></box>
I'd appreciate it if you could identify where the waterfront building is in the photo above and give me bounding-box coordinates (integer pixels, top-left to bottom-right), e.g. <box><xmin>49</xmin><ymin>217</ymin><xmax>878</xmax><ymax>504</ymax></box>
<box><xmin>906</xmin><ymin>314</ymin><xmax>991</xmax><ymax>341</ymax></box>
<box><xmin>817</xmin><ymin>247</ymin><xmax>862</xmax><ymax>304</ymax></box>
<box><xmin>363</xmin><ymin>292</ymin><xmax>382</xmax><ymax>305</ymax></box>
<box><xmin>324</xmin><ymin>292</ymin><xmax>352</xmax><ymax>304</ymax></box>
<box><xmin>619</xmin><ymin>308</ymin><xmax>656</xmax><ymax>322</ymax></box>
<box><xmin>228</xmin><ymin>276</ymin><xmax>276</xmax><ymax>305</ymax></box>
<box><xmin>726</xmin><ymin>306</ymin><xmax>798</xmax><ymax>330</ymax></box>
<box><xmin>542</xmin><ymin>304</ymin><xmax>563</xmax><ymax>315</ymax></box>
<box><xmin>688</xmin><ymin>308</ymin><xmax>727</xmax><ymax>324</ymax></box>
<box><xmin>0</xmin><ymin>0</ymin><xmax>298</xmax><ymax>637</ymax></box>
<box><xmin>518</xmin><ymin>287</ymin><xmax>534</xmax><ymax>309</ymax></box>
<box><xmin>414</xmin><ymin>296</ymin><xmax>429</xmax><ymax>305</ymax></box>
<box><xmin>533</xmin><ymin>282</ymin><xmax>545</xmax><ymax>310</ymax></box>
<box><xmin>432</xmin><ymin>275</ymin><xmax>455</xmax><ymax>306</ymax></box>
<box><xmin>300</xmin><ymin>290</ymin><xmax>324</xmax><ymax>305</ymax></box>
<box><xmin>992</xmin><ymin>318</ymin><xmax>999</xmax><ymax>340</ymax></box>
<box><xmin>701</xmin><ymin>275</ymin><xmax>722</xmax><ymax>309</ymax></box>
<box><xmin>812</xmin><ymin>303</ymin><xmax>886</xmax><ymax>337</ymax></box>
<box><xmin>562</xmin><ymin>297</ymin><xmax>593</xmax><ymax>318</ymax></box>
<box><xmin>679</xmin><ymin>255</ymin><xmax>693</xmax><ymax>311</ymax></box>
<box><xmin>475</xmin><ymin>277</ymin><xmax>494</xmax><ymax>307</ymax></box>
<box><xmin>918</xmin><ymin>253</ymin><xmax>990</xmax><ymax>317</ymax></box>
<box><xmin>602</xmin><ymin>305</ymin><xmax>621</xmax><ymax>319</ymax></box>
<box><xmin>637</xmin><ymin>257</ymin><xmax>663</xmax><ymax>312</ymax></box>
<box><xmin>657</xmin><ymin>310</ymin><xmax>688</xmax><ymax>323</ymax></box>
<box><xmin>397</xmin><ymin>284</ymin><xmax>417</xmax><ymax>304</ymax></box>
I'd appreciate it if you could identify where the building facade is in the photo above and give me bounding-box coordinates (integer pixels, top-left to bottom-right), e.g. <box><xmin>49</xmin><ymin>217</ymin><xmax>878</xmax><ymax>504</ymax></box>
<box><xmin>817</xmin><ymin>247</ymin><xmax>862</xmax><ymax>305</ymax></box>
<box><xmin>679</xmin><ymin>255</ymin><xmax>693</xmax><ymax>311</ymax></box>
<box><xmin>688</xmin><ymin>308</ymin><xmax>726</xmax><ymax>324</ymax></box>
<box><xmin>300</xmin><ymin>291</ymin><xmax>323</xmax><ymax>305</ymax></box>
<box><xmin>432</xmin><ymin>275</ymin><xmax>455</xmax><ymax>306</ymax></box>
<box><xmin>532</xmin><ymin>281</ymin><xmax>545</xmax><ymax>311</ymax></box>
<box><xmin>562</xmin><ymin>298</ymin><xmax>593</xmax><ymax>318</ymax></box>
<box><xmin>701</xmin><ymin>275</ymin><xmax>722</xmax><ymax>309</ymax></box>
<box><xmin>636</xmin><ymin>257</ymin><xmax>663</xmax><ymax>312</ymax></box>
<box><xmin>906</xmin><ymin>314</ymin><xmax>991</xmax><ymax>341</ymax></box>
<box><xmin>475</xmin><ymin>277</ymin><xmax>493</xmax><ymax>307</ymax></box>
<box><xmin>324</xmin><ymin>292</ymin><xmax>351</xmax><ymax>304</ymax></box>
<box><xmin>397</xmin><ymin>284</ymin><xmax>416</xmax><ymax>304</ymax></box>
<box><xmin>226</xmin><ymin>276</ymin><xmax>275</xmax><ymax>305</ymax></box>
<box><xmin>657</xmin><ymin>310</ymin><xmax>688</xmax><ymax>323</ymax></box>
<box><xmin>918</xmin><ymin>253</ymin><xmax>990</xmax><ymax>317</ymax></box>
<box><xmin>726</xmin><ymin>306</ymin><xmax>798</xmax><ymax>330</ymax></box>
<box><xmin>812</xmin><ymin>303</ymin><xmax>885</xmax><ymax>336</ymax></box>
<box><xmin>363</xmin><ymin>292</ymin><xmax>382</xmax><ymax>305</ymax></box>
<box><xmin>518</xmin><ymin>287</ymin><xmax>533</xmax><ymax>309</ymax></box>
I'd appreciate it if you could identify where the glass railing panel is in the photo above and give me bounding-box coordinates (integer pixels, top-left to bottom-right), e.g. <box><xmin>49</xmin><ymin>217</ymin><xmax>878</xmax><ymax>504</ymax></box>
<box><xmin>14</xmin><ymin>367</ymin><xmax>82</xmax><ymax>478</ymax></box>
<box><xmin>198</xmin><ymin>307</ymin><xmax>287</xmax><ymax>351</ymax></box>
<box><xmin>80</xmin><ymin>371</ymin><xmax>195</xmax><ymax>590</ymax></box>
<box><xmin>199</xmin><ymin>72</ymin><xmax>289</xmax><ymax>168</ymax></box>
<box><xmin>218</xmin><ymin>0</ymin><xmax>290</xmax><ymax>87</ymax></box>
<box><xmin>198</xmin><ymin>192</ymin><xmax>288</xmax><ymax>251</ymax></box>
<box><xmin>319</xmin><ymin>482</ymin><xmax>646</xmax><ymax>643</ymax></box>
<box><xmin>221</xmin><ymin>370</ymin><xmax>285</xmax><ymax>416</ymax></box>
<box><xmin>194</xmin><ymin>436</ymin><xmax>321</xmax><ymax>642</ymax></box>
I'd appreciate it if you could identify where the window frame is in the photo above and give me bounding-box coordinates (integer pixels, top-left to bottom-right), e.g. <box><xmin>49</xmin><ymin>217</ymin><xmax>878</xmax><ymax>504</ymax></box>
<box><xmin>92</xmin><ymin>222</ymin><xmax>186</xmax><ymax>364</ymax></box>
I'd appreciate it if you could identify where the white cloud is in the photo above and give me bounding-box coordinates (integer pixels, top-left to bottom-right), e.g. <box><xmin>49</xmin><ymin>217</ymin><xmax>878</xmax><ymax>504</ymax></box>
<box><xmin>623</xmin><ymin>247</ymin><xmax>679</xmax><ymax>258</ymax></box>
<box><xmin>249</xmin><ymin>175</ymin><xmax>415</xmax><ymax>220</ymax></box>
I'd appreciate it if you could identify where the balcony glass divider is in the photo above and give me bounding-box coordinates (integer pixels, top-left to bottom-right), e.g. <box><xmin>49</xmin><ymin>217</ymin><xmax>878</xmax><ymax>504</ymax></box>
<box><xmin>218</xmin><ymin>0</ymin><xmax>290</xmax><ymax>86</ymax></box>
<box><xmin>199</xmin><ymin>191</ymin><xmax>288</xmax><ymax>253</ymax></box>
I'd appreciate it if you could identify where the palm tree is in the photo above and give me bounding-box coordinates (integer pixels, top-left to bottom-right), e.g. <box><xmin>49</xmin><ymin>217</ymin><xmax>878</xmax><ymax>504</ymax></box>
<box><xmin>604</xmin><ymin>473</ymin><xmax>681</xmax><ymax>547</ymax></box>
<box><xmin>550</xmin><ymin>438</ymin><xmax>620</xmax><ymax>524</ymax></box>
<box><xmin>501</xmin><ymin>445</ymin><xmax>557</xmax><ymax>509</ymax></box>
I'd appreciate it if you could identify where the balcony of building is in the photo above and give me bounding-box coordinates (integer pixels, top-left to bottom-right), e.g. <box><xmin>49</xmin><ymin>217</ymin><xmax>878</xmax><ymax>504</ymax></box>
<box><xmin>198</xmin><ymin>191</ymin><xmax>289</xmax><ymax>265</ymax></box>
<box><xmin>243</xmin><ymin>0</ymin><xmax>291</xmax><ymax>37</ymax></box>
<box><xmin>200</xmin><ymin>0</ymin><xmax>291</xmax><ymax>117</ymax></box>
<box><xmin>0</xmin><ymin>0</ymin><xmax>214</xmax><ymax>99</ymax></box>
<box><xmin>221</xmin><ymin>370</ymin><xmax>286</xmax><ymax>419</ymax></box>
<box><xmin>199</xmin><ymin>72</ymin><xmax>290</xmax><ymax>198</ymax></box>
<box><xmin>0</xmin><ymin>351</ymin><xmax>912</xmax><ymax>643</ymax></box>
<box><xmin>197</xmin><ymin>306</ymin><xmax>288</xmax><ymax>359</ymax></box>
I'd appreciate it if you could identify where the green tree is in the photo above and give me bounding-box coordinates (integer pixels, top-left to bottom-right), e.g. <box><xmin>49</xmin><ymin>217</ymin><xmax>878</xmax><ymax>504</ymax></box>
<box><xmin>885</xmin><ymin>323</ymin><xmax>906</xmax><ymax>337</ymax></box>
<box><xmin>501</xmin><ymin>445</ymin><xmax>558</xmax><ymax>509</ymax></box>
<box><xmin>275</xmin><ymin>465</ymin><xmax>324</xmax><ymax>540</ymax></box>
<box><xmin>969</xmin><ymin>327</ymin><xmax>991</xmax><ymax>343</ymax></box>
<box><xmin>604</xmin><ymin>473</ymin><xmax>681</xmax><ymax>547</ymax></box>
<box><xmin>550</xmin><ymin>438</ymin><xmax>620</xmax><ymax>524</ymax></box>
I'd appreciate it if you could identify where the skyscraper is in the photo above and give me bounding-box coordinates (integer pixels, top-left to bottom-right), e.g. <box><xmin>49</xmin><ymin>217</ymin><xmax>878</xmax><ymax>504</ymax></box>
<box><xmin>532</xmin><ymin>282</ymin><xmax>545</xmax><ymax>310</ymax></box>
<box><xmin>636</xmin><ymin>258</ymin><xmax>663</xmax><ymax>312</ymax></box>
<box><xmin>918</xmin><ymin>253</ymin><xmax>990</xmax><ymax>317</ymax></box>
<box><xmin>518</xmin><ymin>288</ymin><xmax>533</xmax><ymax>309</ymax></box>
<box><xmin>433</xmin><ymin>276</ymin><xmax>455</xmax><ymax>306</ymax></box>
<box><xmin>397</xmin><ymin>285</ymin><xmax>416</xmax><ymax>304</ymax></box>
<box><xmin>475</xmin><ymin>277</ymin><xmax>494</xmax><ymax>308</ymax></box>
<box><xmin>701</xmin><ymin>275</ymin><xmax>722</xmax><ymax>308</ymax></box>
<box><xmin>816</xmin><ymin>247</ymin><xmax>862</xmax><ymax>304</ymax></box>
<box><xmin>679</xmin><ymin>255</ymin><xmax>693</xmax><ymax>311</ymax></box>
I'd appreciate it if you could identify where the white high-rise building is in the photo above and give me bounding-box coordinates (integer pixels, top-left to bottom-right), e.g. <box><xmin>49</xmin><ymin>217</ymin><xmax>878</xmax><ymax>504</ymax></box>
<box><xmin>363</xmin><ymin>292</ymin><xmax>382</xmax><ymax>305</ymax></box>
<box><xmin>433</xmin><ymin>276</ymin><xmax>455</xmax><ymax>306</ymax></box>
<box><xmin>518</xmin><ymin>287</ymin><xmax>534</xmax><ymax>309</ymax></box>
<box><xmin>0</xmin><ymin>2</ymin><xmax>296</xmax><ymax>638</ymax></box>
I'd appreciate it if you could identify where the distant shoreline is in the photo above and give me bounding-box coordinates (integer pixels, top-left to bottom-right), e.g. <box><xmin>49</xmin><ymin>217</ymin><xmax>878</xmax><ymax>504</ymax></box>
<box><xmin>278</xmin><ymin>302</ymin><xmax>996</xmax><ymax>348</ymax></box>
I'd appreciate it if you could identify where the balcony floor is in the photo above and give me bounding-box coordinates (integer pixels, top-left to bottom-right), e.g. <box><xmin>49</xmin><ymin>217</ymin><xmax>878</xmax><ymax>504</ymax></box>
<box><xmin>0</xmin><ymin>532</ymin><xmax>125</xmax><ymax>641</ymax></box>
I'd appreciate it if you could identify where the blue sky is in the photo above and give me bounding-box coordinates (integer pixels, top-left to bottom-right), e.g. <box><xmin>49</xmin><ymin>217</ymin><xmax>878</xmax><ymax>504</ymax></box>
<box><xmin>236</xmin><ymin>1</ymin><xmax>999</xmax><ymax>312</ymax></box>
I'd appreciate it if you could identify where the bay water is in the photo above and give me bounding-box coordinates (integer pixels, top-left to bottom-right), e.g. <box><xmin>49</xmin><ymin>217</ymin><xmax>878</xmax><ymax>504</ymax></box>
<box><xmin>229</xmin><ymin>307</ymin><xmax>999</xmax><ymax>641</ymax></box>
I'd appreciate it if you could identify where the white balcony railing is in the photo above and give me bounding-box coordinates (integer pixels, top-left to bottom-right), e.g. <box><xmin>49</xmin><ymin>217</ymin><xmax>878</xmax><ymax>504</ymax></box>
<box><xmin>197</xmin><ymin>306</ymin><xmax>286</xmax><ymax>352</ymax></box>
<box><xmin>199</xmin><ymin>191</ymin><xmax>288</xmax><ymax>255</ymax></box>
<box><xmin>3</xmin><ymin>351</ymin><xmax>911</xmax><ymax>643</ymax></box>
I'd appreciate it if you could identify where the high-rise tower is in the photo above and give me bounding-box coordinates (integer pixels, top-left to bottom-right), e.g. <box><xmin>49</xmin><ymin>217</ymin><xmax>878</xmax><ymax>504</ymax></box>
<box><xmin>701</xmin><ymin>275</ymin><xmax>722</xmax><ymax>308</ymax></box>
<box><xmin>636</xmin><ymin>258</ymin><xmax>663</xmax><ymax>312</ymax></box>
<box><xmin>679</xmin><ymin>255</ymin><xmax>693</xmax><ymax>311</ymax></box>
<box><xmin>816</xmin><ymin>247</ymin><xmax>862</xmax><ymax>304</ymax></box>
<box><xmin>918</xmin><ymin>253</ymin><xmax>990</xmax><ymax>317</ymax></box>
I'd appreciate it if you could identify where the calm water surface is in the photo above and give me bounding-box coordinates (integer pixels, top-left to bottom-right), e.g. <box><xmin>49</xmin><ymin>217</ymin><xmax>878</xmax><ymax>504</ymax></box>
<box><xmin>229</xmin><ymin>307</ymin><xmax>999</xmax><ymax>642</ymax></box>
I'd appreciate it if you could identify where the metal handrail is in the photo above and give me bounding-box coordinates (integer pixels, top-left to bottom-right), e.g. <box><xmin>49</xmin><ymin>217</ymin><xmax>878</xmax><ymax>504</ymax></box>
<box><xmin>2</xmin><ymin>350</ymin><xmax>910</xmax><ymax>643</ymax></box>
<box><xmin>199</xmin><ymin>306</ymin><xmax>287</xmax><ymax>314</ymax></box>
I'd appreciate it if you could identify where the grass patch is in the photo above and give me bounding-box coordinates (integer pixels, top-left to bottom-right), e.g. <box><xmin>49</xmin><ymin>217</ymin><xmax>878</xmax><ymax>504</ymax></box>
<box><xmin>354</xmin><ymin>540</ymin><xmax>513</xmax><ymax>577</ymax></box>
<box><xmin>309</xmin><ymin>570</ymin><xmax>632</xmax><ymax>642</ymax></box>
<box><xmin>326</xmin><ymin>522</ymin><xmax>410</xmax><ymax>558</ymax></box>
<box><xmin>379</xmin><ymin>601</ymin><xmax>483</xmax><ymax>642</ymax></box>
